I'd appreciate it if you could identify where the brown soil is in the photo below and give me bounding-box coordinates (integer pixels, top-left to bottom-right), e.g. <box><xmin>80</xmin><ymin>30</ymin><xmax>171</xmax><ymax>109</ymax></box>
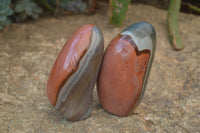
<box><xmin>0</xmin><ymin>3</ymin><xmax>200</xmax><ymax>133</ymax></box>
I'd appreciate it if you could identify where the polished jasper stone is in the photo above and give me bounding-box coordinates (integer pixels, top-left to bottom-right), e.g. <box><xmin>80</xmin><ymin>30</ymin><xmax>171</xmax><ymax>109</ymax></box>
<box><xmin>97</xmin><ymin>22</ymin><xmax>156</xmax><ymax>116</ymax></box>
<box><xmin>47</xmin><ymin>24</ymin><xmax>104</xmax><ymax>121</ymax></box>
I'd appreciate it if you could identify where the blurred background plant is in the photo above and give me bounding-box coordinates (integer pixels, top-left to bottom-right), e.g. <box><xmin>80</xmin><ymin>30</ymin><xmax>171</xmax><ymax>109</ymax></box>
<box><xmin>0</xmin><ymin>0</ymin><xmax>199</xmax><ymax>50</ymax></box>
<box><xmin>13</xmin><ymin>0</ymin><xmax>42</xmax><ymax>22</ymax></box>
<box><xmin>0</xmin><ymin>0</ymin><xmax>13</xmax><ymax>30</ymax></box>
<box><xmin>0</xmin><ymin>0</ymin><xmax>93</xmax><ymax>30</ymax></box>
<box><xmin>33</xmin><ymin>0</ymin><xmax>88</xmax><ymax>13</ymax></box>
<box><xmin>109</xmin><ymin>0</ymin><xmax>130</xmax><ymax>27</ymax></box>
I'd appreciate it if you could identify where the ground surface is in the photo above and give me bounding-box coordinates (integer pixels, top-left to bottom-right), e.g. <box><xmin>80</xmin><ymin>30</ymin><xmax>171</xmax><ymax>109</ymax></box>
<box><xmin>0</xmin><ymin>3</ymin><xmax>199</xmax><ymax>133</ymax></box>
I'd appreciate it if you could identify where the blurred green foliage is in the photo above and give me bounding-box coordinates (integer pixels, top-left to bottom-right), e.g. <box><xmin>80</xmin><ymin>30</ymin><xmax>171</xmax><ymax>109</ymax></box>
<box><xmin>14</xmin><ymin>0</ymin><xmax>42</xmax><ymax>21</ymax></box>
<box><xmin>0</xmin><ymin>0</ymin><xmax>87</xmax><ymax>30</ymax></box>
<box><xmin>0</xmin><ymin>0</ymin><xmax>42</xmax><ymax>30</ymax></box>
<box><xmin>59</xmin><ymin>0</ymin><xmax>87</xmax><ymax>12</ymax></box>
<box><xmin>34</xmin><ymin>0</ymin><xmax>87</xmax><ymax>13</ymax></box>
<box><xmin>167</xmin><ymin>0</ymin><xmax>184</xmax><ymax>50</ymax></box>
<box><xmin>0</xmin><ymin>0</ymin><xmax>13</xmax><ymax>30</ymax></box>
<box><xmin>109</xmin><ymin>0</ymin><xmax>130</xmax><ymax>27</ymax></box>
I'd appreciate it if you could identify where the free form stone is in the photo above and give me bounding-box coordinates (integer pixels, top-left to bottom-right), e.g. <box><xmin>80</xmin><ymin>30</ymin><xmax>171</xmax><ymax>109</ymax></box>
<box><xmin>47</xmin><ymin>24</ymin><xmax>104</xmax><ymax>121</ymax></box>
<box><xmin>97</xmin><ymin>22</ymin><xmax>156</xmax><ymax>116</ymax></box>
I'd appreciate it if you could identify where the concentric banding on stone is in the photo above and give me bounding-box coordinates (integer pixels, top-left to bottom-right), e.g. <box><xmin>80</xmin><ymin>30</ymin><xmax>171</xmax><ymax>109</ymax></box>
<box><xmin>97</xmin><ymin>22</ymin><xmax>156</xmax><ymax>116</ymax></box>
<box><xmin>47</xmin><ymin>24</ymin><xmax>104</xmax><ymax>121</ymax></box>
<box><xmin>121</xmin><ymin>22</ymin><xmax>156</xmax><ymax>106</ymax></box>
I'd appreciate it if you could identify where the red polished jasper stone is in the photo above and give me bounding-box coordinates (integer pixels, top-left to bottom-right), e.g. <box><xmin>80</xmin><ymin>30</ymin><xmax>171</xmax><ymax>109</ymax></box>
<box><xmin>97</xmin><ymin>35</ymin><xmax>150</xmax><ymax>116</ymax></box>
<box><xmin>47</xmin><ymin>24</ymin><xmax>94</xmax><ymax>106</ymax></box>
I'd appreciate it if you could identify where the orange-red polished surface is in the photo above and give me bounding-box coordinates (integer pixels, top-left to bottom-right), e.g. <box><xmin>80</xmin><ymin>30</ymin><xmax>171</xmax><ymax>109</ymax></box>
<box><xmin>97</xmin><ymin>35</ymin><xmax>150</xmax><ymax>116</ymax></box>
<box><xmin>47</xmin><ymin>24</ymin><xmax>94</xmax><ymax>106</ymax></box>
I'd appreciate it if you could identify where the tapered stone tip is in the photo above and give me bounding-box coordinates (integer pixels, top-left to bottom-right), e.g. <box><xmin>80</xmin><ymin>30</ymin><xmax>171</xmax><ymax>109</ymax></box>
<box><xmin>121</xmin><ymin>22</ymin><xmax>156</xmax><ymax>53</ymax></box>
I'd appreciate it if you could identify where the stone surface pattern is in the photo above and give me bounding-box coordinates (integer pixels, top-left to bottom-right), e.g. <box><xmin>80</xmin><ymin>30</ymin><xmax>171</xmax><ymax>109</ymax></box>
<box><xmin>46</xmin><ymin>24</ymin><xmax>104</xmax><ymax>121</ymax></box>
<box><xmin>97</xmin><ymin>23</ymin><xmax>156</xmax><ymax>116</ymax></box>
<box><xmin>47</xmin><ymin>24</ymin><xmax>93</xmax><ymax>106</ymax></box>
<box><xmin>98</xmin><ymin>34</ymin><xmax>151</xmax><ymax>116</ymax></box>
<box><xmin>0</xmin><ymin>3</ymin><xmax>199</xmax><ymax>133</ymax></box>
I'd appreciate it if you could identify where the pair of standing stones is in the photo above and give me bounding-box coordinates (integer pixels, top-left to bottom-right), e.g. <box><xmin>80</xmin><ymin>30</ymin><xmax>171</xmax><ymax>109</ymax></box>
<box><xmin>47</xmin><ymin>22</ymin><xmax>156</xmax><ymax>121</ymax></box>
